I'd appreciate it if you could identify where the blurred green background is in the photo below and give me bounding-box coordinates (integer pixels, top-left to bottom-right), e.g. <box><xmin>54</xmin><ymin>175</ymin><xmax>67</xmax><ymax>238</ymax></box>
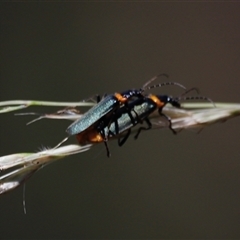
<box><xmin>1</xmin><ymin>2</ymin><xmax>240</xmax><ymax>239</ymax></box>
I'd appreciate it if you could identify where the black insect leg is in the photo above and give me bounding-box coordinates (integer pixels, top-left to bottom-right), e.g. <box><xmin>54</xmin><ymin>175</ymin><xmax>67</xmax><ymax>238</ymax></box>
<box><xmin>159</xmin><ymin>109</ymin><xmax>176</xmax><ymax>135</ymax></box>
<box><xmin>118</xmin><ymin>129</ymin><xmax>131</xmax><ymax>146</ymax></box>
<box><xmin>107</xmin><ymin>113</ymin><xmax>131</xmax><ymax>146</ymax></box>
<box><xmin>96</xmin><ymin>95</ymin><xmax>101</xmax><ymax>103</ymax></box>
<box><xmin>124</xmin><ymin>103</ymin><xmax>138</xmax><ymax>125</ymax></box>
<box><xmin>134</xmin><ymin>118</ymin><xmax>152</xmax><ymax>140</ymax></box>
<box><xmin>82</xmin><ymin>94</ymin><xmax>102</xmax><ymax>103</ymax></box>
<box><xmin>104</xmin><ymin>140</ymin><xmax>111</xmax><ymax>157</ymax></box>
<box><xmin>99</xmin><ymin>127</ymin><xmax>111</xmax><ymax>157</ymax></box>
<box><xmin>131</xmin><ymin>109</ymin><xmax>143</xmax><ymax>124</ymax></box>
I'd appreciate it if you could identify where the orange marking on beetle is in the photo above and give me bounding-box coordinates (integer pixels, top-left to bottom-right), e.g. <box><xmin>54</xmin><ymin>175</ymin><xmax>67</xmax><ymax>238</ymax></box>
<box><xmin>148</xmin><ymin>94</ymin><xmax>165</xmax><ymax>108</ymax></box>
<box><xmin>114</xmin><ymin>93</ymin><xmax>128</xmax><ymax>103</ymax></box>
<box><xmin>76</xmin><ymin>128</ymin><xmax>104</xmax><ymax>145</ymax></box>
<box><xmin>88</xmin><ymin>132</ymin><xmax>104</xmax><ymax>143</ymax></box>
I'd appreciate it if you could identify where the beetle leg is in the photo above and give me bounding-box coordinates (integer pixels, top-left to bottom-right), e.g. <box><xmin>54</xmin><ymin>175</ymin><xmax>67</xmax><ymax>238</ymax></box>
<box><xmin>158</xmin><ymin>109</ymin><xmax>176</xmax><ymax>135</ymax></box>
<box><xmin>127</xmin><ymin>109</ymin><xmax>136</xmax><ymax>124</ymax></box>
<box><xmin>96</xmin><ymin>94</ymin><xmax>101</xmax><ymax>103</ymax></box>
<box><xmin>118</xmin><ymin>129</ymin><xmax>131</xmax><ymax>146</ymax></box>
<box><xmin>99</xmin><ymin>128</ymin><xmax>111</xmax><ymax>157</ymax></box>
<box><xmin>134</xmin><ymin>117</ymin><xmax>152</xmax><ymax>139</ymax></box>
<box><xmin>132</xmin><ymin>109</ymin><xmax>143</xmax><ymax>124</ymax></box>
<box><xmin>104</xmin><ymin>140</ymin><xmax>111</xmax><ymax>157</ymax></box>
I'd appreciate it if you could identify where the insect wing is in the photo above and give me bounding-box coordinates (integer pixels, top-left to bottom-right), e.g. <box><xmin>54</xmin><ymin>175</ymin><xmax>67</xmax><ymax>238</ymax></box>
<box><xmin>66</xmin><ymin>95</ymin><xmax>117</xmax><ymax>135</ymax></box>
<box><xmin>107</xmin><ymin>98</ymin><xmax>156</xmax><ymax>137</ymax></box>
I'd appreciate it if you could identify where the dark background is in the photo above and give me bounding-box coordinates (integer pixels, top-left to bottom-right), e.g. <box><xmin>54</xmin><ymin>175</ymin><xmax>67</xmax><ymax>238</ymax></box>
<box><xmin>1</xmin><ymin>2</ymin><xmax>240</xmax><ymax>239</ymax></box>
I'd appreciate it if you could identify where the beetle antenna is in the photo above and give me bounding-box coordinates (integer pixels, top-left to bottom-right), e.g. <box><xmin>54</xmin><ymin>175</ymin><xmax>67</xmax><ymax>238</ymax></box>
<box><xmin>176</xmin><ymin>95</ymin><xmax>216</xmax><ymax>107</ymax></box>
<box><xmin>142</xmin><ymin>73</ymin><xmax>186</xmax><ymax>91</ymax></box>
<box><xmin>145</xmin><ymin>82</ymin><xmax>186</xmax><ymax>91</ymax></box>
<box><xmin>179</xmin><ymin>87</ymin><xmax>200</xmax><ymax>97</ymax></box>
<box><xmin>142</xmin><ymin>73</ymin><xmax>169</xmax><ymax>89</ymax></box>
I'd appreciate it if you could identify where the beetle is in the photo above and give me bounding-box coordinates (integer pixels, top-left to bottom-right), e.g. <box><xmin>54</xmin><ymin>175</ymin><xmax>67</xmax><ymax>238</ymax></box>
<box><xmin>74</xmin><ymin>90</ymin><xmax>213</xmax><ymax>156</ymax></box>
<box><xmin>75</xmin><ymin>93</ymin><xmax>181</xmax><ymax>156</ymax></box>
<box><xmin>66</xmin><ymin>74</ymin><xmax>186</xmax><ymax>136</ymax></box>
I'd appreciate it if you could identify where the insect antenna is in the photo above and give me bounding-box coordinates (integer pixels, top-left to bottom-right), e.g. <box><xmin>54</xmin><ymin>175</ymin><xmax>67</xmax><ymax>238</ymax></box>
<box><xmin>141</xmin><ymin>73</ymin><xmax>186</xmax><ymax>92</ymax></box>
<box><xmin>174</xmin><ymin>87</ymin><xmax>215</xmax><ymax>106</ymax></box>
<box><xmin>178</xmin><ymin>87</ymin><xmax>200</xmax><ymax>97</ymax></box>
<box><xmin>178</xmin><ymin>95</ymin><xmax>216</xmax><ymax>107</ymax></box>
<box><xmin>141</xmin><ymin>73</ymin><xmax>169</xmax><ymax>89</ymax></box>
<box><xmin>146</xmin><ymin>82</ymin><xmax>186</xmax><ymax>92</ymax></box>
